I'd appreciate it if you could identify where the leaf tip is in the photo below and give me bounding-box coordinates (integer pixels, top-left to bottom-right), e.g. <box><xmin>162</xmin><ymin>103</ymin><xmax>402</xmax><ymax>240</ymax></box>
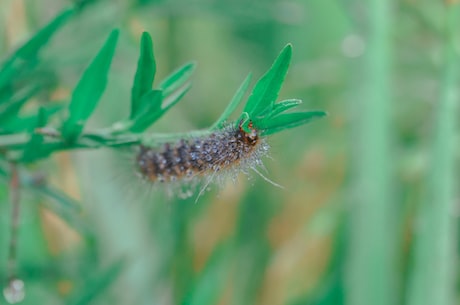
<box><xmin>188</xmin><ymin>61</ymin><xmax>198</xmax><ymax>70</ymax></box>
<box><xmin>281</xmin><ymin>43</ymin><xmax>293</xmax><ymax>57</ymax></box>
<box><xmin>109</xmin><ymin>28</ymin><xmax>120</xmax><ymax>39</ymax></box>
<box><xmin>140</xmin><ymin>31</ymin><xmax>153</xmax><ymax>44</ymax></box>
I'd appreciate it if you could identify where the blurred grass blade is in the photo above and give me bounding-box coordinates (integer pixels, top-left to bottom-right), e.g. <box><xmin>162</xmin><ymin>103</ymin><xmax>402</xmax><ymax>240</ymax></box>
<box><xmin>62</xmin><ymin>29</ymin><xmax>119</xmax><ymax>141</ymax></box>
<box><xmin>258</xmin><ymin>111</ymin><xmax>326</xmax><ymax>136</ymax></box>
<box><xmin>242</xmin><ymin>44</ymin><xmax>292</xmax><ymax>117</ymax></box>
<box><xmin>0</xmin><ymin>162</ymin><xmax>6</xmax><ymax>175</ymax></box>
<box><xmin>68</xmin><ymin>260</ymin><xmax>124</xmax><ymax>305</ymax></box>
<box><xmin>407</xmin><ymin>4</ymin><xmax>460</xmax><ymax>305</ymax></box>
<box><xmin>289</xmin><ymin>220</ymin><xmax>346</xmax><ymax>305</ymax></box>
<box><xmin>130</xmin><ymin>32</ymin><xmax>156</xmax><ymax>118</ymax></box>
<box><xmin>346</xmin><ymin>1</ymin><xmax>398</xmax><ymax>305</ymax></box>
<box><xmin>33</xmin><ymin>184</ymin><xmax>81</xmax><ymax>212</ymax></box>
<box><xmin>26</xmin><ymin>178</ymin><xmax>88</xmax><ymax>234</ymax></box>
<box><xmin>211</xmin><ymin>73</ymin><xmax>252</xmax><ymax>130</ymax></box>
<box><xmin>232</xmin><ymin>181</ymin><xmax>275</xmax><ymax>304</ymax></box>
<box><xmin>158</xmin><ymin>62</ymin><xmax>195</xmax><ymax>97</ymax></box>
<box><xmin>187</xmin><ymin>244</ymin><xmax>230</xmax><ymax>305</ymax></box>
<box><xmin>0</xmin><ymin>8</ymin><xmax>74</xmax><ymax>88</ymax></box>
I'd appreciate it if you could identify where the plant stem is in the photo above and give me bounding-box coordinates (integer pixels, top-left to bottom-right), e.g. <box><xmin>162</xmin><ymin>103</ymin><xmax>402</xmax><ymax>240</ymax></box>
<box><xmin>7</xmin><ymin>162</ymin><xmax>20</xmax><ymax>281</ymax></box>
<box><xmin>407</xmin><ymin>3</ymin><xmax>460</xmax><ymax>305</ymax></box>
<box><xmin>0</xmin><ymin>134</ymin><xmax>30</xmax><ymax>150</ymax></box>
<box><xmin>346</xmin><ymin>0</ymin><xmax>398</xmax><ymax>304</ymax></box>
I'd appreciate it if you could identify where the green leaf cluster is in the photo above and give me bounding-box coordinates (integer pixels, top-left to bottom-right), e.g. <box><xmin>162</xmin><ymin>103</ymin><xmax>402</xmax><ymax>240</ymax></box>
<box><xmin>213</xmin><ymin>44</ymin><xmax>327</xmax><ymax>136</ymax></box>
<box><xmin>0</xmin><ymin>9</ymin><xmax>73</xmax><ymax>135</ymax></box>
<box><xmin>127</xmin><ymin>32</ymin><xmax>194</xmax><ymax>133</ymax></box>
<box><xmin>0</xmin><ymin>26</ymin><xmax>195</xmax><ymax>163</ymax></box>
<box><xmin>1</xmin><ymin>13</ymin><xmax>325</xmax><ymax>165</ymax></box>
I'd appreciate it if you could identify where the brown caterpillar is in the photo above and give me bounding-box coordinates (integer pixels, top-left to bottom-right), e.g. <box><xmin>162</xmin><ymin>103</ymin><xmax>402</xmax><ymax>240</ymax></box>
<box><xmin>135</xmin><ymin>120</ymin><xmax>274</xmax><ymax>197</ymax></box>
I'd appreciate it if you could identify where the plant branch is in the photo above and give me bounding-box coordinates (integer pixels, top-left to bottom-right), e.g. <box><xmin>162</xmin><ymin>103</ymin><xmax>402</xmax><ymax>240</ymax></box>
<box><xmin>7</xmin><ymin>162</ymin><xmax>20</xmax><ymax>281</ymax></box>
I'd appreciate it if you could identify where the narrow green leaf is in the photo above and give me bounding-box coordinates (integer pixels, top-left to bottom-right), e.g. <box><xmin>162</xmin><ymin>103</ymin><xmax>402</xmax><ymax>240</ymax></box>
<box><xmin>243</xmin><ymin>44</ymin><xmax>292</xmax><ymax>117</ymax></box>
<box><xmin>266</xmin><ymin>99</ymin><xmax>302</xmax><ymax>118</ymax></box>
<box><xmin>0</xmin><ymin>8</ymin><xmax>74</xmax><ymax>88</ymax></box>
<box><xmin>346</xmin><ymin>1</ymin><xmax>397</xmax><ymax>304</ymax></box>
<box><xmin>62</xmin><ymin>29</ymin><xmax>119</xmax><ymax>141</ymax></box>
<box><xmin>130</xmin><ymin>32</ymin><xmax>156</xmax><ymax>118</ymax></box>
<box><xmin>18</xmin><ymin>174</ymin><xmax>88</xmax><ymax>234</ymax></box>
<box><xmin>14</xmin><ymin>9</ymin><xmax>74</xmax><ymax>60</ymax></box>
<box><xmin>129</xmin><ymin>90</ymin><xmax>163</xmax><ymax>132</ymax></box>
<box><xmin>211</xmin><ymin>74</ymin><xmax>252</xmax><ymax>130</ymax></box>
<box><xmin>34</xmin><ymin>184</ymin><xmax>81</xmax><ymax>212</ymax></box>
<box><xmin>74</xmin><ymin>0</ymin><xmax>98</xmax><ymax>10</ymax></box>
<box><xmin>233</xmin><ymin>183</ymin><xmax>274</xmax><ymax>304</ymax></box>
<box><xmin>135</xmin><ymin>89</ymin><xmax>163</xmax><ymax>117</ymax></box>
<box><xmin>159</xmin><ymin>83</ymin><xmax>191</xmax><ymax>118</ymax></box>
<box><xmin>1</xmin><ymin>104</ymin><xmax>63</xmax><ymax>133</ymax></box>
<box><xmin>1</xmin><ymin>162</ymin><xmax>83</xmax><ymax>226</ymax></box>
<box><xmin>20</xmin><ymin>108</ymin><xmax>49</xmax><ymax>162</ymax></box>
<box><xmin>130</xmin><ymin>83</ymin><xmax>191</xmax><ymax>133</ymax></box>
<box><xmin>407</xmin><ymin>5</ymin><xmax>460</xmax><ymax>305</ymax></box>
<box><xmin>68</xmin><ymin>261</ymin><xmax>124</xmax><ymax>305</ymax></box>
<box><xmin>258</xmin><ymin>111</ymin><xmax>327</xmax><ymax>136</ymax></box>
<box><xmin>0</xmin><ymin>164</ymin><xmax>6</xmax><ymax>176</ymax></box>
<box><xmin>40</xmin><ymin>197</ymin><xmax>90</xmax><ymax>235</ymax></box>
<box><xmin>0</xmin><ymin>86</ymin><xmax>41</xmax><ymax>123</ymax></box>
<box><xmin>159</xmin><ymin>62</ymin><xmax>195</xmax><ymax>97</ymax></box>
<box><xmin>0</xmin><ymin>84</ymin><xmax>14</xmax><ymax>104</ymax></box>
<box><xmin>187</xmin><ymin>243</ymin><xmax>231</xmax><ymax>305</ymax></box>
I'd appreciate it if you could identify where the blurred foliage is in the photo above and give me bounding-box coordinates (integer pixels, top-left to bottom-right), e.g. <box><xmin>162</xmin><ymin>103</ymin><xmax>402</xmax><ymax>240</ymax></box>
<box><xmin>1</xmin><ymin>0</ymin><xmax>460</xmax><ymax>305</ymax></box>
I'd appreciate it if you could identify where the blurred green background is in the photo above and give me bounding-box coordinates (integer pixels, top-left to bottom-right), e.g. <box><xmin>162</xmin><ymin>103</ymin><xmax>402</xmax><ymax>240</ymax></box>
<box><xmin>1</xmin><ymin>0</ymin><xmax>459</xmax><ymax>305</ymax></box>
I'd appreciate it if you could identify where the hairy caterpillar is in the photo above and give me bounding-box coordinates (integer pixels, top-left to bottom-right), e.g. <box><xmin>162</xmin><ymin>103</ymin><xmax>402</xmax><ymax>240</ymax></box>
<box><xmin>129</xmin><ymin>42</ymin><xmax>326</xmax><ymax>199</ymax></box>
<box><xmin>135</xmin><ymin>120</ymin><xmax>275</xmax><ymax>198</ymax></box>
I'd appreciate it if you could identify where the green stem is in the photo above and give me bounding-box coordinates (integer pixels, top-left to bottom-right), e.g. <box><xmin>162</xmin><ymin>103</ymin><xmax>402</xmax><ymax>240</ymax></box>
<box><xmin>407</xmin><ymin>3</ymin><xmax>460</xmax><ymax>305</ymax></box>
<box><xmin>7</xmin><ymin>162</ymin><xmax>20</xmax><ymax>281</ymax></box>
<box><xmin>0</xmin><ymin>129</ymin><xmax>141</xmax><ymax>155</ymax></box>
<box><xmin>0</xmin><ymin>134</ymin><xmax>31</xmax><ymax>150</ymax></box>
<box><xmin>346</xmin><ymin>0</ymin><xmax>398</xmax><ymax>305</ymax></box>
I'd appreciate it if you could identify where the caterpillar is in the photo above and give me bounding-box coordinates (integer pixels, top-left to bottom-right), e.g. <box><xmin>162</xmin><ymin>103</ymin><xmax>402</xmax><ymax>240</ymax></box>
<box><xmin>135</xmin><ymin>120</ymin><xmax>273</xmax><ymax>198</ymax></box>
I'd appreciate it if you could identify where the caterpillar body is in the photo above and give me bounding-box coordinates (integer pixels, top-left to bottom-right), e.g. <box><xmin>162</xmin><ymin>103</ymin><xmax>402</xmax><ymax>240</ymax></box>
<box><xmin>129</xmin><ymin>43</ymin><xmax>326</xmax><ymax>198</ymax></box>
<box><xmin>135</xmin><ymin>121</ymin><xmax>271</xmax><ymax>194</ymax></box>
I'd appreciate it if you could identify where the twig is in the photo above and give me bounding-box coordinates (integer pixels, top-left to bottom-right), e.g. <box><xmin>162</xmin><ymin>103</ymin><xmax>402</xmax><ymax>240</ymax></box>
<box><xmin>7</xmin><ymin>162</ymin><xmax>20</xmax><ymax>282</ymax></box>
<box><xmin>2</xmin><ymin>163</ymin><xmax>25</xmax><ymax>304</ymax></box>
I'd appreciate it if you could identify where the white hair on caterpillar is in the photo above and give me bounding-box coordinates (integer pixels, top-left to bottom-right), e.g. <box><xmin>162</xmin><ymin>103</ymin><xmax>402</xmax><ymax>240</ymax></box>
<box><xmin>134</xmin><ymin>121</ymin><xmax>276</xmax><ymax>200</ymax></box>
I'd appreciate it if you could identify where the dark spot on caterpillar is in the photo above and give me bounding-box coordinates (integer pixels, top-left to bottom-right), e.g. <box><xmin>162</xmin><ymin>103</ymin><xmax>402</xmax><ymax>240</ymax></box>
<box><xmin>136</xmin><ymin>121</ymin><xmax>267</xmax><ymax>184</ymax></box>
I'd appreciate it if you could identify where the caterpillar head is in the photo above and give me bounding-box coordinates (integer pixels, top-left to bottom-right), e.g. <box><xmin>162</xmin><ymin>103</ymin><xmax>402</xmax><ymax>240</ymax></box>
<box><xmin>239</xmin><ymin>120</ymin><xmax>258</xmax><ymax>145</ymax></box>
